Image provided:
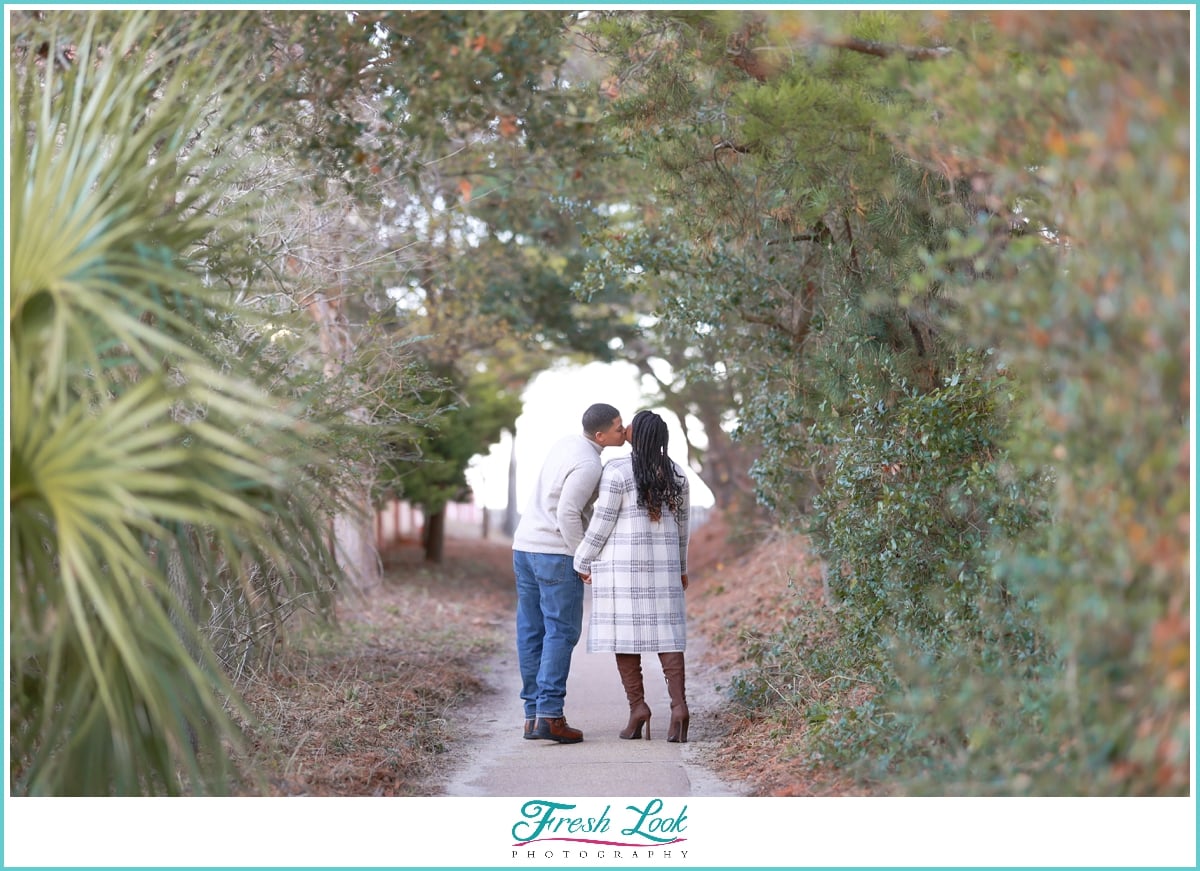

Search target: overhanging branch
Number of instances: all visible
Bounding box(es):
[824,35,954,62]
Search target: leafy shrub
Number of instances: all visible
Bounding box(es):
[814,367,1047,663]
[778,367,1050,785]
[893,11,1191,795]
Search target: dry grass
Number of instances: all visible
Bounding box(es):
[231,513,872,797]
[233,536,515,796]
[688,513,874,796]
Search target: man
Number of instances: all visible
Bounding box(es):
[512,403,626,743]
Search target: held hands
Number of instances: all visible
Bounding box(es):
[578,572,592,585]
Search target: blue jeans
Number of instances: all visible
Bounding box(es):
[513,551,584,720]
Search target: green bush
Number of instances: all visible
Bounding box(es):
[787,366,1050,784]
[893,11,1191,795]
[731,13,1189,797]
[814,367,1047,663]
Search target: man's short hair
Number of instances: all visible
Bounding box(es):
[582,403,620,435]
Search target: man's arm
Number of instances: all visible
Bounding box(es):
[556,463,602,554]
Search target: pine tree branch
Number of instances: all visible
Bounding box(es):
[764,220,833,248]
[843,215,862,276]
[724,28,953,84]
[740,278,820,347]
[713,140,751,157]
[823,35,954,62]
[765,234,824,246]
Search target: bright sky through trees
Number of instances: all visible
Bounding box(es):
[467,360,717,510]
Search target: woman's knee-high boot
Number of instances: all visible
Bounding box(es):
[657,651,689,743]
[615,653,651,739]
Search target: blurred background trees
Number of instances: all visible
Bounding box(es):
[9,8,1189,795]
[570,8,1189,795]
[886,10,1191,795]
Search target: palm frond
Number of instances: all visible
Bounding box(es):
[10,11,341,795]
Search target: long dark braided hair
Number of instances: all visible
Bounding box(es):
[629,410,685,522]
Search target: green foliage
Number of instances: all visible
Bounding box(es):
[884,10,1191,796]
[378,367,522,515]
[814,368,1046,661]
[8,11,341,795]
[249,8,633,426]
[790,368,1056,788]
[579,11,974,517]
[255,11,589,186]
[716,11,1189,796]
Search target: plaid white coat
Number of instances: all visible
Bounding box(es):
[573,456,690,653]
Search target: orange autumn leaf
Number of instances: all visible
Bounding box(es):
[458,179,472,203]
[498,114,519,138]
[1046,128,1068,157]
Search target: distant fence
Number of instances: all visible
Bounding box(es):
[376,499,500,545]
[378,499,711,548]
[376,499,425,544]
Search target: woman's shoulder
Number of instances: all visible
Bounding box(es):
[602,455,635,480]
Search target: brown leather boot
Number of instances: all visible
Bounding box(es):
[657,651,689,743]
[615,653,651,740]
[531,716,584,743]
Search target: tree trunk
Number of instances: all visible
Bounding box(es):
[694,406,758,513]
[305,290,382,592]
[423,506,446,563]
[334,497,382,590]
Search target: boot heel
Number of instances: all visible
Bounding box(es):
[659,651,689,743]
[667,706,689,743]
[619,702,651,740]
[616,655,651,741]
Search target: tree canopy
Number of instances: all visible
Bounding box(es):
[9,8,1189,797]
[571,8,1189,795]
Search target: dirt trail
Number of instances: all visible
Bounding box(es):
[433,586,746,797]
[238,513,819,797]
[416,514,801,798]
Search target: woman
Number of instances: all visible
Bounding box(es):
[574,409,691,742]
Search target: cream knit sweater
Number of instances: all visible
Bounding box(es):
[511,433,604,556]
